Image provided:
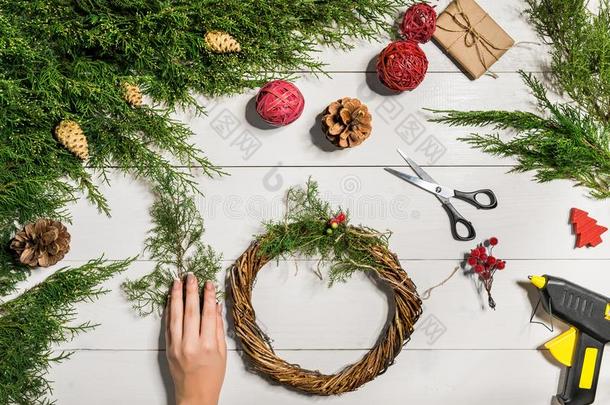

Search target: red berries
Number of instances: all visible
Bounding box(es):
[326,212,347,234]
[464,237,505,310]
[465,237,507,279]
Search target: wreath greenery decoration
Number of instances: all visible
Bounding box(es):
[229,180,422,395]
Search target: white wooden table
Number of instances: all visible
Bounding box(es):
[27,1,610,403]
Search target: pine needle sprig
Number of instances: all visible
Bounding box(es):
[122,177,222,316]
[526,0,610,123]
[430,72,610,199]
[258,180,392,284]
[0,257,133,405]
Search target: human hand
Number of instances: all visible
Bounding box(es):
[166,274,227,405]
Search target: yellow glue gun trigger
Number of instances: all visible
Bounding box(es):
[545,327,578,367]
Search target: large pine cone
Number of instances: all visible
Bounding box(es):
[322,97,372,148]
[10,219,71,267]
[205,31,241,53]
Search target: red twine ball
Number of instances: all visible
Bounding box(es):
[376,40,428,92]
[400,3,437,43]
[255,80,305,126]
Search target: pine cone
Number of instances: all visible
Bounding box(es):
[322,97,372,148]
[205,30,241,53]
[122,82,143,107]
[10,219,71,268]
[54,120,89,160]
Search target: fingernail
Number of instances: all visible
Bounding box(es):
[205,280,214,290]
[172,279,180,288]
[187,272,195,283]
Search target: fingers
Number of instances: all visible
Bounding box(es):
[169,278,184,344]
[182,273,201,344]
[200,281,218,346]
[216,304,227,356]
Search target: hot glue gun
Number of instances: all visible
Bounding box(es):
[529,275,609,405]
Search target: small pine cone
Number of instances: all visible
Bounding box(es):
[322,97,372,148]
[122,82,143,107]
[10,219,71,268]
[54,120,89,160]
[205,30,241,53]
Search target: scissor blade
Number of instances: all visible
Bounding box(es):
[396,148,437,183]
[384,168,454,200]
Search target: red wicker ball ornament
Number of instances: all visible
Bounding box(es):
[255,80,305,126]
[400,3,437,43]
[376,41,428,92]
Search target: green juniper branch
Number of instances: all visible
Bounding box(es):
[526,0,610,123]
[430,72,610,199]
[122,177,222,316]
[0,257,133,405]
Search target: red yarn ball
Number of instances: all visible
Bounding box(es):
[400,3,437,43]
[255,80,304,126]
[376,40,428,92]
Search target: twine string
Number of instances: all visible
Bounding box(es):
[421,266,460,300]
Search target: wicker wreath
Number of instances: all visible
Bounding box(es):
[229,201,423,396]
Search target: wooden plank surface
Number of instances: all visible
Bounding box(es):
[47,349,610,405]
[65,168,610,261]
[184,72,538,167]
[25,0,609,403]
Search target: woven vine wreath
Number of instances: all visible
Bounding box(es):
[229,180,422,395]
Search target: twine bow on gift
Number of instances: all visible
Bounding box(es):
[436,0,511,78]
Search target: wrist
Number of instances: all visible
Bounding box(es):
[177,394,218,405]
[175,384,218,405]
[177,399,217,405]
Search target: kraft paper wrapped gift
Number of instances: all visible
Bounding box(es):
[433,0,514,79]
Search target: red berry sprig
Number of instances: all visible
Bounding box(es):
[326,212,347,235]
[465,236,506,309]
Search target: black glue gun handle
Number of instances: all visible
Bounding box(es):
[558,332,605,405]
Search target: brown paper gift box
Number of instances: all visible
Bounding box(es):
[433,0,514,79]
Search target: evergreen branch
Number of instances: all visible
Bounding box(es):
[0,257,134,405]
[526,0,610,123]
[122,177,221,316]
[430,72,610,199]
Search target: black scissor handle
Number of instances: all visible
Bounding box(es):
[453,189,498,210]
[442,203,476,241]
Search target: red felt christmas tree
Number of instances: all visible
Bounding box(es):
[570,208,607,248]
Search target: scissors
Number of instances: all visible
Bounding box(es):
[385,149,498,241]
